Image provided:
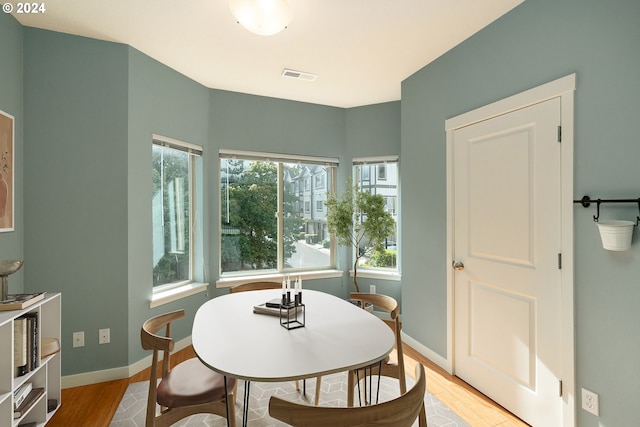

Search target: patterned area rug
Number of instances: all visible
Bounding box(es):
[110,371,469,426]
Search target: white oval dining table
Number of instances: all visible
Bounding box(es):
[192,289,395,426]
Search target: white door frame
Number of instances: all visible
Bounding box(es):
[445,74,576,427]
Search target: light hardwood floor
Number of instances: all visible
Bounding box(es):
[48,342,528,427]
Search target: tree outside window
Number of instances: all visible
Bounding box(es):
[220,155,336,275]
[354,159,399,270]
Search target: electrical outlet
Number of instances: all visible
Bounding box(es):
[99,328,110,344]
[369,285,376,294]
[581,388,599,416]
[73,331,85,348]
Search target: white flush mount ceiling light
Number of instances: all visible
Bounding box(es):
[229,0,293,36]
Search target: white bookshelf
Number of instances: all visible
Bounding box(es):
[0,292,61,426]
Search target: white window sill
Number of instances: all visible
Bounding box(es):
[150,282,209,308]
[216,269,344,288]
[349,269,401,281]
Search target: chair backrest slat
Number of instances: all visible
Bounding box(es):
[269,364,427,427]
[229,281,281,293]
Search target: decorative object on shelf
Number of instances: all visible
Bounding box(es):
[280,276,305,329]
[0,259,24,301]
[41,337,61,359]
[574,195,639,251]
[229,0,292,36]
[0,292,44,311]
[325,178,396,292]
[0,109,14,232]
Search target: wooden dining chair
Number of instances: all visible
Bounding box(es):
[269,363,427,427]
[229,281,323,406]
[347,292,406,407]
[141,309,237,427]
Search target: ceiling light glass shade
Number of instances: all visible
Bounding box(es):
[229,0,292,36]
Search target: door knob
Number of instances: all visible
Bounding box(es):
[452,260,464,271]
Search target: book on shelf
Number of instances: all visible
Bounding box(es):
[13,387,44,419]
[0,292,45,311]
[13,382,33,409]
[14,313,39,376]
[253,302,303,317]
[25,313,39,372]
[13,317,27,376]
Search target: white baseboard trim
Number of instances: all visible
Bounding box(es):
[62,331,450,388]
[61,336,193,389]
[401,331,452,374]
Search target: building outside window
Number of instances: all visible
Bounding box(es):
[152,135,202,289]
[378,164,387,180]
[353,156,399,271]
[220,150,338,276]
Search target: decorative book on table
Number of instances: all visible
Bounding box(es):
[253,301,303,317]
[0,292,44,311]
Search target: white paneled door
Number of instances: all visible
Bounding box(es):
[452,97,562,426]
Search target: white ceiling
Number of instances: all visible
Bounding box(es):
[13,0,523,108]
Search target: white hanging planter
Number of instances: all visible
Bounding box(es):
[596,220,635,251]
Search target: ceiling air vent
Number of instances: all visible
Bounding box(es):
[282,68,318,82]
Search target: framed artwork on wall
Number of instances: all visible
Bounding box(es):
[0,110,14,232]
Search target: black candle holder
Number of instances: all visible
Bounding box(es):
[279,294,305,330]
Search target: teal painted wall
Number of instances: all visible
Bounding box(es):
[0,13,24,290]
[344,102,401,302]
[23,28,130,374]
[401,0,640,425]
[126,47,213,365]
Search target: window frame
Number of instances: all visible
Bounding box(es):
[352,155,401,279]
[151,135,203,297]
[218,149,340,283]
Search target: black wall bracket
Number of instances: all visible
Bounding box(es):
[573,195,640,225]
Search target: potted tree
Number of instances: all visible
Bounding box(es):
[325,178,396,293]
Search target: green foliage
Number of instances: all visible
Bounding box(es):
[220,161,302,272]
[325,178,396,291]
[369,249,397,268]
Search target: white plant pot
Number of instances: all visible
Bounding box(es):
[597,220,635,251]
